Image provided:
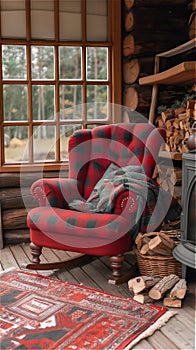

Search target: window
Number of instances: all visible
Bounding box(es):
[0,0,121,171]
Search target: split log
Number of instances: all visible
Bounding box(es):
[125,11,134,32]
[140,242,150,255]
[148,234,175,256]
[123,58,140,84]
[163,296,182,308]
[133,293,154,304]
[155,164,182,194]
[128,275,161,294]
[169,279,187,299]
[124,0,134,10]
[136,232,176,257]
[123,34,134,57]
[123,86,138,110]
[123,33,188,56]
[155,100,195,155]
[125,7,187,33]
[137,235,152,255]
[149,274,180,300]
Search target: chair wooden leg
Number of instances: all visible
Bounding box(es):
[22,242,87,271]
[110,254,124,279]
[108,254,138,285]
[30,242,42,264]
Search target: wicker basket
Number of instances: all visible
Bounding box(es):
[134,232,182,278]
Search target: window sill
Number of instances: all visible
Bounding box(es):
[0,162,69,173]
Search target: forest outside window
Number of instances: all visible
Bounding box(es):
[0,0,121,171]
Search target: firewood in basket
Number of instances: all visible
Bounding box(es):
[149,274,180,300]
[128,275,161,294]
[135,234,151,251]
[169,279,187,299]
[147,234,175,256]
[140,242,150,255]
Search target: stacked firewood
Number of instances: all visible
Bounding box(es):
[128,274,187,308]
[153,163,182,195]
[135,231,177,256]
[156,99,196,154]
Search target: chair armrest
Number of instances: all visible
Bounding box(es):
[113,190,138,215]
[31,178,81,208]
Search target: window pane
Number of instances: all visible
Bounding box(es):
[31,46,54,80]
[4,125,28,163]
[32,85,54,121]
[59,0,81,41]
[3,85,28,121]
[87,86,108,120]
[60,124,82,160]
[33,125,55,161]
[86,0,107,41]
[59,85,82,119]
[31,0,54,39]
[59,46,82,80]
[86,47,108,80]
[2,45,27,80]
[1,0,26,39]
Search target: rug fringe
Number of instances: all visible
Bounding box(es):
[124,310,177,349]
[0,267,17,276]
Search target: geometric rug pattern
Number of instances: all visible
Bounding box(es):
[0,270,169,349]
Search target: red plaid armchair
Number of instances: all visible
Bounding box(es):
[26,123,167,283]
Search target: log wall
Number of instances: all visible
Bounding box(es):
[0,170,68,247]
[122,0,195,118]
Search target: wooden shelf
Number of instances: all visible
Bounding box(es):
[138,39,196,123]
[139,61,196,86]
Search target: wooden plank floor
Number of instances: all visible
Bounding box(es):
[0,243,195,350]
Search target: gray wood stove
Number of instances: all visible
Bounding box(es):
[173,130,196,278]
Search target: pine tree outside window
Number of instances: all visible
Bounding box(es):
[0,0,121,171]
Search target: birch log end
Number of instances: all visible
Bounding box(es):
[124,86,138,110]
[123,59,140,84]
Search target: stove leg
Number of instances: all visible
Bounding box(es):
[182,264,187,279]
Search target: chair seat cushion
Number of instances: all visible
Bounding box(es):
[29,228,132,256]
[27,207,132,241]
[27,207,134,255]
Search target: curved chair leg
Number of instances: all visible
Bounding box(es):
[21,242,43,270]
[30,242,42,264]
[22,242,86,271]
[108,254,138,285]
[109,255,124,282]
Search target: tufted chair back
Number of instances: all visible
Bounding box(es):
[68,123,165,200]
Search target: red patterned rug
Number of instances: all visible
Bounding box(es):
[0,269,175,349]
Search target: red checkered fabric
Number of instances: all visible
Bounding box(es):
[27,123,166,256]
